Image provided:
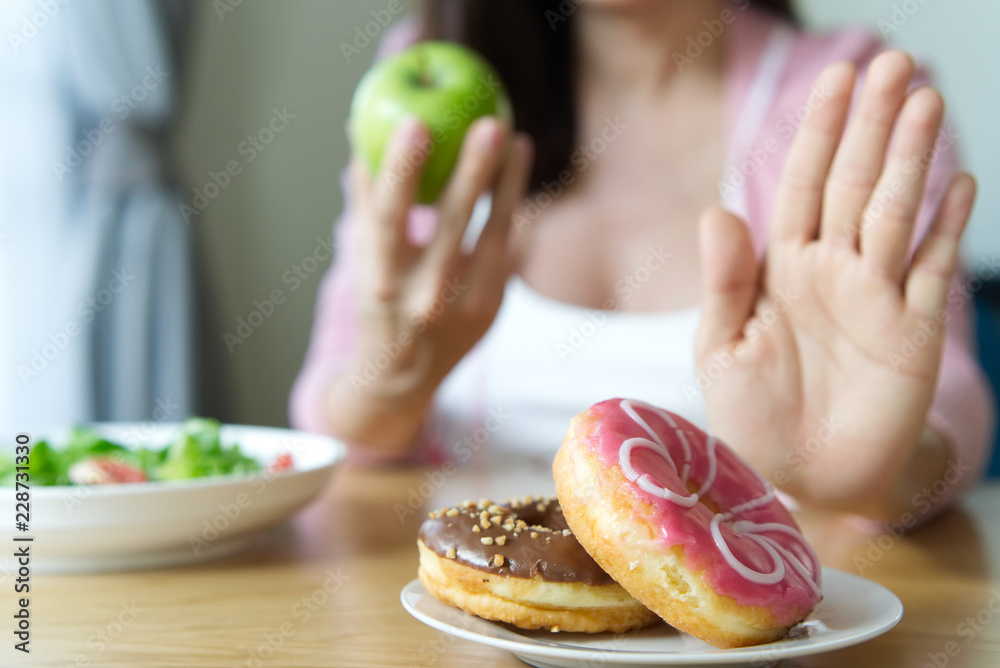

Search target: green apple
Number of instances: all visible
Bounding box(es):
[350,41,512,204]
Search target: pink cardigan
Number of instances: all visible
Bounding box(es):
[290,10,994,508]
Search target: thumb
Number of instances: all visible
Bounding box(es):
[697,206,759,360]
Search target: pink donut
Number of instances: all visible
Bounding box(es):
[553,398,822,648]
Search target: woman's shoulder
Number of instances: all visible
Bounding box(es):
[781,17,886,91]
[756,13,905,142]
[728,10,890,135]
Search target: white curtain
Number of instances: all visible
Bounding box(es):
[0,0,196,430]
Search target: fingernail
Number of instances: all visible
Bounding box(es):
[474,118,503,150]
[393,117,423,147]
[515,134,533,160]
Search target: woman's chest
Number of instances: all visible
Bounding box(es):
[509,87,730,312]
[512,165,723,312]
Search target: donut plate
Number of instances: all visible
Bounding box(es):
[401,567,902,667]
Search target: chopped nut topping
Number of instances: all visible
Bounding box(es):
[495,535,507,546]
[550,626,560,633]
[487,505,501,515]
[562,529,572,537]
[481,536,495,545]
[522,494,534,505]
[472,525,481,533]
[490,515,502,525]
[536,503,546,512]
[446,508,459,517]
[446,548,456,559]
[493,554,505,567]
[515,519,528,529]
[480,520,491,529]
[530,531,538,539]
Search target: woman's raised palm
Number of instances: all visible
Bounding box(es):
[696,51,976,512]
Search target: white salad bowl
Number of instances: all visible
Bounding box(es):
[1,423,344,573]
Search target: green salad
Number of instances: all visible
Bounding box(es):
[0,418,268,487]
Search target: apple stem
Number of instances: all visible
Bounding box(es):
[416,47,431,87]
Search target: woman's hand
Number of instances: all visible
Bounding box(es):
[696,51,976,518]
[327,117,533,456]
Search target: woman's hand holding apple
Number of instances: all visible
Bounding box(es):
[329,118,532,456]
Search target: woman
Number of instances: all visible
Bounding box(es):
[291,0,993,522]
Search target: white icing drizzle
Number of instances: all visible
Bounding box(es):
[675,429,693,481]
[616,399,822,591]
[622,400,673,441]
[721,486,777,521]
[619,438,698,507]
[695,437,719,498]
[732,521,823,596]
[711,515,785,584]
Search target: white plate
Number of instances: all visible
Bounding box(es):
[0,423,344,573]
[401,567,902,667]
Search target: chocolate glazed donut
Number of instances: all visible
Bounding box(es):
[417,496,657,633]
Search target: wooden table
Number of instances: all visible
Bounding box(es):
[6,464,1000,667]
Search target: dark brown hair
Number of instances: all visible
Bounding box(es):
[423,0,797,192]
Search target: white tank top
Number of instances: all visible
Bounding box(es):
[431,25,794,465]
[434,277,704,460]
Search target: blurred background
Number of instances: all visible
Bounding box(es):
[3,0,998,448]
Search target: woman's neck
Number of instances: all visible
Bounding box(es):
[575,0,729,99]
